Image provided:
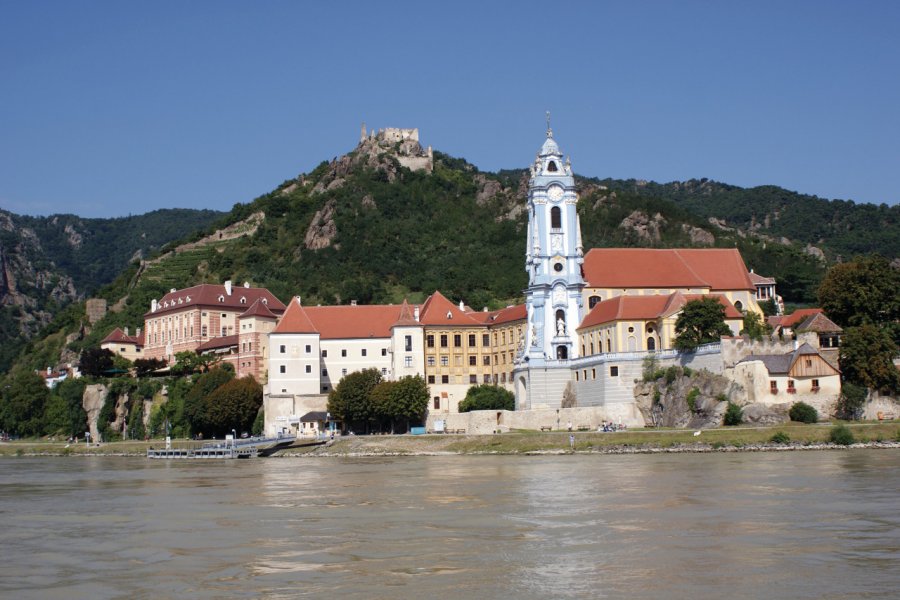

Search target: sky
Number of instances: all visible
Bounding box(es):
[1,0,898,218]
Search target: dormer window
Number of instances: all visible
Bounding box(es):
[186,295,191,302]
[218,295,225,302]
[178,298,183,304]
[240,297,247,304]
[547,161,558,172]
[261,298,267,305]
[446,311,453,319]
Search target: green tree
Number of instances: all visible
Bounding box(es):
[740,311,772,341]
[172,351,221,376]
[817,255,900,327]
[183,367,235,435]
[458,384,515,412]
[839,325,900,394]
[78,347,115,378]
[43,378,87,437]
[674,297,732,351]
[760,298,778,317]
[835,382,867,421]
[789,401,818,424]
[371,375,429,432]
[201,376,263,437]
[723,402,743,426]
[1,371,50,436]
[134,358,166,377]
[327,368,383,432]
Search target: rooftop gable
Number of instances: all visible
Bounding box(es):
[418,291,483,326]
[239,298,278,320]
[100,327,142,346]
[272,298,319,335]
[146,283,286,317]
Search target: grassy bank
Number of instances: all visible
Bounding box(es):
[3,422,899,457]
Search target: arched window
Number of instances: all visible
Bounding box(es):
[734,300,744,312]
[556,346,568,359]
[588,295,601,308]
[551,206,562,229]
[647,337,656,351]
[548,161,558,172]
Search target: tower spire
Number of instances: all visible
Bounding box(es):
[546,110,553,138]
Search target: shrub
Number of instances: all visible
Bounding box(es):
[769,431,791,444]
[665,366,679,384]
[835,382,866,420]
[723,402,743,426]
[682,366,693,377]
[789,401,818,424]
[686,388,700,412]
[829,424,855,446]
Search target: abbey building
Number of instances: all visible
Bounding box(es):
[99,126,843,435]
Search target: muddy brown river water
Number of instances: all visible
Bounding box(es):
[1,451,898,599]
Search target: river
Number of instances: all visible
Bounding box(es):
[1,451,898,599]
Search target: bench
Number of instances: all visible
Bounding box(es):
[445,428,466,434]
[877,412,895,421]
[540,425,553,432]
[577,425,590,431]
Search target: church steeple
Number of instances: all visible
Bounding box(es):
[520,123,585,364]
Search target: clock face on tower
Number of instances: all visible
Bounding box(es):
[547,184,563,201]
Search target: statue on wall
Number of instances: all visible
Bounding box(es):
[557,317,566,336]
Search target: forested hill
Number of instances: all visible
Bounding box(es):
[4,134,896,378]
[0,208,224,370]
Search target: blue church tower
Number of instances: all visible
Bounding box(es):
[514,120,586,409]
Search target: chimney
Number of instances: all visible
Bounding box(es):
[459,300,464,311]
[136,327,141,338]
[414,306,420,322]
[296,295,302,305]
[47,366,52,375]
[351,300,358,307]
[244,281,250,288]
[224,280,233,296]
[124,326,129,336]
[170,288,176,293]
[151,299,158,313]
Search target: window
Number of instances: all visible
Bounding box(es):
[547,160,558,172]
[469,356,477,366]
[592,368,596,380]
[501,373,506,383]
[405,335,412,352]
[280,345,286,354]
[221,327,227,336]
[483,334,490,346]
[342,368,347,376]
[427,357,435,367]
[405,356,413,368]
[441,375,449,384]
[734,300,743,312]
[305,344,311,353]
[454,334,462,347]
[588,295,601,308]
[322,350,328,357]
[812,379,820,392]
[440,334,448,347]
[483,374,491,383]
[433,397,440,409]
[770,381,778,394]
[575,371,580,382]
[382,368,387,375]
[341,349,347,357]
[427,335,435,348]
[610,366,619,377]
[787,380,796,393]
[468,334,476,347]
[483,356,490,366]
[305,365,311,373]
[322,369,328,376]
[455,355,463,366]
[441,356,449,366]
[428,375,435,384]
[805,359,812,368]
[551,206,561,229]
[322,385,329,393]
[362,349,367,357]
[469,374,477,384]
[279,365,286,373]
[381,348,387,356]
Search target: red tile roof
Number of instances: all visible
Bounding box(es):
[146,283,286,317]
[303,304,408,339]
[578,292,741,330]
[393,300,421,327]
[418,291,483,326]
[272,297,319,334]
[484,304,527,325]
[778,308,824,328]
[748,271,776,285]
[582,248,755,291]
[101,327,142,346]
[239,298,278,320]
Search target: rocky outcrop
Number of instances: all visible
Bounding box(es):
[681,224,715,246]
[304,199,337,250]
[82,383,108,441]
[620,210,665,243]
[475,175,502,205]
[634,368,743,429]
[741,402,790,425]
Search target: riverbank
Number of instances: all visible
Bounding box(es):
[2,422,899,457]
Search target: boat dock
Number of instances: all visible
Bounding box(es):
[147,435,299,459]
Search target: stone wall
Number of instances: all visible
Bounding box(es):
[720,333,818,368]
[85,298,107,324]
[264,393,327,437]
[425,406,641,435]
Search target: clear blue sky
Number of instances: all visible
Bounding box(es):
[2,0,898,217]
